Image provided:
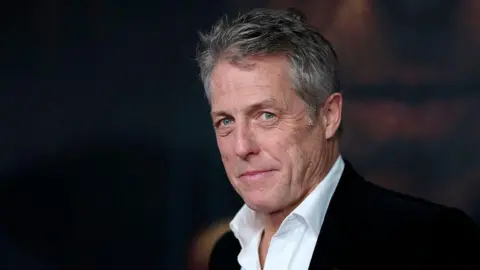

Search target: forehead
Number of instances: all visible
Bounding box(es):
[209,56,294,111]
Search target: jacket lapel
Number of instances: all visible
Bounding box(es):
[308,160,362,270]
[308,209,338,270]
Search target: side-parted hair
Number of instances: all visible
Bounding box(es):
[196,8,341,132]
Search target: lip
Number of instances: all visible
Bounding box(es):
[238,169,275,181]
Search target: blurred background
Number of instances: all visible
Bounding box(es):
[1,0,479,269]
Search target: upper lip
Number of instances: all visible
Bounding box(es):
[239,169,274,177]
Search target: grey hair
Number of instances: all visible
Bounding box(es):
[196,8,340,120]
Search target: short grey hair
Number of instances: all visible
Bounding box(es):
[196,8,340,119]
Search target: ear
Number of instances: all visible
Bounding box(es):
[322,93,343,139]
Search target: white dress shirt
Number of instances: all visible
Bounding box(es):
[229,156,345,270]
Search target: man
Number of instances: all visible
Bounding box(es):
[195,8,480,270]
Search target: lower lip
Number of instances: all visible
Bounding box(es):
[239,170,275,182]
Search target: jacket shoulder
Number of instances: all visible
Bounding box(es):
[366,180,479,237]
[340,160,454,221]
[358,181,480,267]
[362,179,457,220]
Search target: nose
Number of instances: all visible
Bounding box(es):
[234,124,260,160]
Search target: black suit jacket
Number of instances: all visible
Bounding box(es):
[209,160,480,270]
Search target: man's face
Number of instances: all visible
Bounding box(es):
[209,55,340,213]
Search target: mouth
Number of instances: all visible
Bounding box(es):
[238,170,276,181]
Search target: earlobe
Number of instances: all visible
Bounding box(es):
[324,93,343,139]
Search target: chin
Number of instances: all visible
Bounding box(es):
[246,203,275,214]
[243,194,282,214]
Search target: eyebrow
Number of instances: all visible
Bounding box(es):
[211,98,279,118]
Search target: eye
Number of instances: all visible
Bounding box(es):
[216,117,233,127]
[222,118,233,125]
[260,112,276,120]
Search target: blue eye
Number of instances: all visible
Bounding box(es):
[262,112,276,120]
[221,118,233,126]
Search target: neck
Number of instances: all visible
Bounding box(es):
[262,140,340,236]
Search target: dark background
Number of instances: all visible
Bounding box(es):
[1,0,479,269]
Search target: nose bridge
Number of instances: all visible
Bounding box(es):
[235,119,258,158]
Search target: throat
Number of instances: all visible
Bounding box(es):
[262,209,290,234]
[258,229,272,269]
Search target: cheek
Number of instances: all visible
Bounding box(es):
[216,136,231,158]
[258,134,286,155]
[257,132,296,169]
[285,143,305,172]
[216,137,235,170]
[284,129,317,169]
